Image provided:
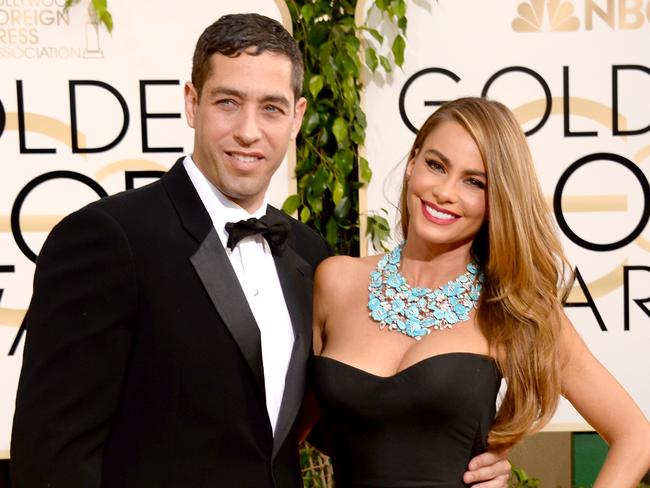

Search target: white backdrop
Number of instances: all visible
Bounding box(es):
[0,0,291,457]
[361,0,650,429]
[2,0,649,459]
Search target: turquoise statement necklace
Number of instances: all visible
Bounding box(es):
[367,243,484,340]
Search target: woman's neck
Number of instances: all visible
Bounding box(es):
[400,238,474,289]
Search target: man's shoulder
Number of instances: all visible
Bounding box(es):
[287,215,325,245]
[47,176,173,248]
[64,168,179,231]
[270,207,332,266]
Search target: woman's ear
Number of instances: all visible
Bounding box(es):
[406,148,419,181]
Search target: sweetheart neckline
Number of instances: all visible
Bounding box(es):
[314,352,496,380]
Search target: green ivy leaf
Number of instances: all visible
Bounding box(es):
[392,34,406,67]
[332,117,348,147]
[362,27,384,45]
[322,63,336,85]
[307,192,324,214]
[350,129,363,145]
[367,212,391,252]
[308,23,330,45]
[342,77,357,105]
[326,217,338,248]
[398,16,408,33]
[344,35,360,51]
[301,3,314,24]
[282,194,301,215]
[360,157,372,183]
[91,0,113,32]
[375,0,387,11]
[319,41,332,67]
[393,0,406,17]
[337,52,358,77]
[303,110,320,135]
[311,165,330,196]
[300,206,311,223]
[345,44,361,67]
[317,129,329,146]
[99,9,113,32]
[379,55,392,73]
[296,152,315,174]
[298,174,311,191]
[355,106,367,128]
[364,47,379,72]
[334,150,354,177]
[334,196,351,219]
[332,179,345,204]
[340,17,356,29]
[309,74,324,99]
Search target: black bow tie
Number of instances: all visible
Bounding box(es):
[225,213,290,252]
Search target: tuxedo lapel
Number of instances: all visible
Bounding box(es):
[163,160,266,405]
[268,207,314,457]
[190,229,266,404]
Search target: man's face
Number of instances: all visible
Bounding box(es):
[184,51,306,212]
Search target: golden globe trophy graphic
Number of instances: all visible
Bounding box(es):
[83,3,103,59]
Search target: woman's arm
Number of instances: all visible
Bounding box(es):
[560,315,650,487]
[298,256,340,442]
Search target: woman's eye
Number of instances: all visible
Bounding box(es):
[425,160,444,172]
[466,177,486,189]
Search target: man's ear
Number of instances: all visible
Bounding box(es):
[290,96,307,140]
[184,82,198,129]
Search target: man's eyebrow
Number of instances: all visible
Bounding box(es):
[207,86,244,99]
[424,149,486,178]
[260,94,291,107]
[207,87,291,107]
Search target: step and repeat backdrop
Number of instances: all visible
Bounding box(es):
[361,0,650,428]
[0,0,291,456]
[1,0,649,458]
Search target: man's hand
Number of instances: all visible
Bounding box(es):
[463,448,511,487]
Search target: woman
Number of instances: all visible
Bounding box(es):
[309,97,650,487]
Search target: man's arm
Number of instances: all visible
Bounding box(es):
[11,206,137,488]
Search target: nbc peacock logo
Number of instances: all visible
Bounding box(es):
[513,0,581,32]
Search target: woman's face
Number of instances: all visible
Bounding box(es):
[405,120,487,252]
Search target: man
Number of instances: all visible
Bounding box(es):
[11,13,509,487]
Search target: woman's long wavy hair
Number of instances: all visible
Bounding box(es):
[399,97,572,449]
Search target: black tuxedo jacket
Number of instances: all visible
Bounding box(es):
[11,160,331,488]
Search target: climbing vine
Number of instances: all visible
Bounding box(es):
[284,0,406,255]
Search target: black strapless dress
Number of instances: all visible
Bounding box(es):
[310,352,501,488]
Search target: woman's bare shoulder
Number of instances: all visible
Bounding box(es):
[314,254,382,296]
[315,254,381,280]
[313,255,383,336]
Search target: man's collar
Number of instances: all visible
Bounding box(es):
[182,155,269,246]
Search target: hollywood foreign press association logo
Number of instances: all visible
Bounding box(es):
[0,1,104,60]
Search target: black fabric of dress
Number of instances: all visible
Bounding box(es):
[311,352,501,488]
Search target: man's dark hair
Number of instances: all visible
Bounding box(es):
[192,13,304,102]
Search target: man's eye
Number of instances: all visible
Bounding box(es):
[216,99,236,107]
[264,105,283,114]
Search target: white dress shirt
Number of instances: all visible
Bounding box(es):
[183,156,294,433]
